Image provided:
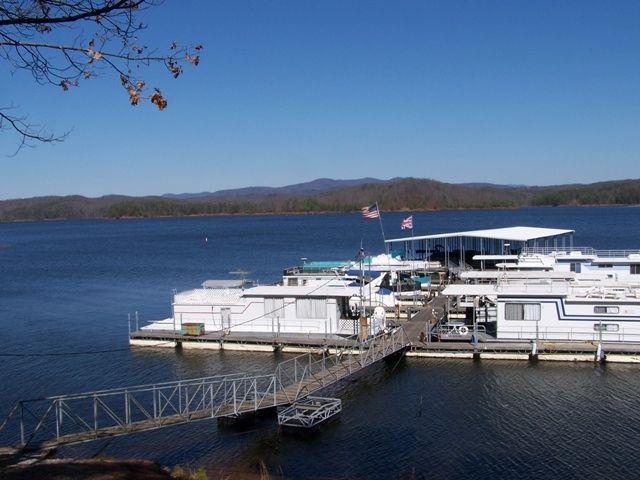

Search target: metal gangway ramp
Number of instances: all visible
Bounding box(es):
[0,327,408,449]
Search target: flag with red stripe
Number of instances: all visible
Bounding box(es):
[361,203,380,219]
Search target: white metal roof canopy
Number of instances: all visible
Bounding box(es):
[386,226,574,244]
[387,226,575,269]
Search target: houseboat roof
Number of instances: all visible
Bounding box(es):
[242,284,361,298]
[495,262,553,269]
[443,284,499,296]
[386,226,574,243]
[174,288,244,305]
[592,257,640,264]
[443,283,571,297]
[444,281,640,299]
[303,261,349,269]
[201,279,246,288]
[460,271,576,280]
[472,255,519,261]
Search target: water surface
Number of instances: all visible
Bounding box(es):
[1,207,639,479]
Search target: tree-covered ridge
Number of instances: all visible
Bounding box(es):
[1,178,640,221]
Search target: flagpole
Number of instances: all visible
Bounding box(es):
[411,222,415,260]
[376,202,388,253]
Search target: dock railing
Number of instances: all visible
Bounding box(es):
[274,327,409,403]
[498,326,640,343]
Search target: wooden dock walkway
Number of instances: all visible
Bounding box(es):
[401,295,446,345]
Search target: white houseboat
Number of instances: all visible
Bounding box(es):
[485,248,640,283]
[440,279,640,342]
[142,277,392,338]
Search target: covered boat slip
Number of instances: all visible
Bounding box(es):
[385,226,574,270]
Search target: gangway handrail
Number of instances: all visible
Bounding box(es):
[17,372,252,404]
[0,327,409,449]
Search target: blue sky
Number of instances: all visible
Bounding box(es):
[1,0,639,199]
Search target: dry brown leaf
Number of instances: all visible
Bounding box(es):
[150,90,168,110]
[128,88,140,106]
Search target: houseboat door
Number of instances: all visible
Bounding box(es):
[221,308,231,331]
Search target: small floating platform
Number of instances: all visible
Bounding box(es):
[278,397,341,429]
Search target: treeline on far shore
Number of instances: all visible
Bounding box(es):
[2,178,640,222]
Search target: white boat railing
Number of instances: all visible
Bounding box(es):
[499,326,640,343]
[522,246,640,258]
[492,278,640,299]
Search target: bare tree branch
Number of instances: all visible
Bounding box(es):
[0,107,68,156]
[0,1,143,27]
[0,0,202,152]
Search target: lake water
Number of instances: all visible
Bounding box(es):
[2,206,640,479]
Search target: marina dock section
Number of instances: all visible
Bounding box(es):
[129,225,640,365]
[129,297,640,364]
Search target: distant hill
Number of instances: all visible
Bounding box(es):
[2,177,640,222]
[163,177,391,199]
[458,182,527,189]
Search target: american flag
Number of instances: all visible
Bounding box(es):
[361,203,380,219]
[401,216,413,230]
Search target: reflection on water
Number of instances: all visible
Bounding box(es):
[55,359,640,479]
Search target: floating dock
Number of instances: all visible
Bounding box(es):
[278,397,342,429]
[129,330,360,354]
[130,298,640,364]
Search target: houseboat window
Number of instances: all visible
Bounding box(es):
[296,298,327,319]
[505,303,541,321]
[598,264,613,268]
[631,265,640,275]
[570,262,581,273]
[593,323,619,332]
[594,306,619,314]
[287,278,298,286]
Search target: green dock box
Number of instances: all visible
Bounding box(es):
[181,322,205,336]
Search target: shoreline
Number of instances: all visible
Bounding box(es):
[1,456,287,480]
[1,203,638,224]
